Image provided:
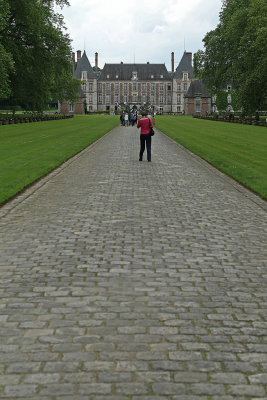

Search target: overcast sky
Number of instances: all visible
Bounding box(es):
[57,0,223,70]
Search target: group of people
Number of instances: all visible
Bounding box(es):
[120,113,137,126]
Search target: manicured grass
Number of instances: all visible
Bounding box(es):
[0,115,119,204]
[156,116,267,199]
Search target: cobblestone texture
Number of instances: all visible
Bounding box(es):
[0,124,267,399]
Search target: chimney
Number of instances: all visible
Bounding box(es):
[77,50,81,61]
[72,52,75,74]
[186,52,192,65]
[95,52,98,70]
[171,52,174,72]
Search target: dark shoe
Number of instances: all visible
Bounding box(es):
[139,159,142,161]
[147,159,151,162]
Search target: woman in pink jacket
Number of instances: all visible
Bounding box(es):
[137,112,153,162]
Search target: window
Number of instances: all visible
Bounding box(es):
[106,94,110,104]
[88,82,93,91]
[124,95,128,103]
[115,94,119,103]
[107,74,110,79]
[177,83,181,91]
[151,74,154,79]
[115,83,119,92]
[177,94,181,103]
[133,94,137,102]
[183,83,187,91]
[98,93,102,104]
[88,94,93,104]
[116,74,119,79]
[142,83,146,91]
[177,106,181,112]
[160,83,164,91]
[160,75,163,78]
[69,103,73,112]
[81,71,87,80]
[196,102,201,112]
[133,83,137,91]
[151,95,155,104]
[227,84,232,90]
[167,84,171,91]
[151,83,155,91]
[168,94,171,104]
[142,94,146,103]
[82,83,86,91]
[183,73,188,81]
[160,94,164,104]
[106,83,110,92]
[132,71,138,80]
[124,83,128,91]
[89,106,93,111]
[98,83,102,91]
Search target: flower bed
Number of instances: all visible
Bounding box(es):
[193,115,267,127]
[0,114,74,125]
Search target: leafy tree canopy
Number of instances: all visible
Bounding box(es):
[194,0,267,114]
[0,0,14,98]
[0,0,79,110]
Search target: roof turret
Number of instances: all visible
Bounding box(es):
[174,52,194,79]
[73,51,97,79]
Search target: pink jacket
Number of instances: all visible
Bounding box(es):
[137,118,153,134]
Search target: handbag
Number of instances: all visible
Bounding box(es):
[149,119,155,136]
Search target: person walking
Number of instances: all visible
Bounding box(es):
[137,111,153,162]
[124,113,129,126]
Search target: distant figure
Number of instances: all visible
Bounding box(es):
[137,111,153,162]
[129,113,135,126]
[120,114,124,126]
[124,113,129,126]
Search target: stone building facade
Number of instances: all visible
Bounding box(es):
[59,50,211,115]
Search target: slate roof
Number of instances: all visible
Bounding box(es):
[174,52,194,79]
[98,63,171,81]
[73,51,97,79]
[185,80,211,98]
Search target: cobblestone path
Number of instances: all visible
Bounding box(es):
[0,124,267,400]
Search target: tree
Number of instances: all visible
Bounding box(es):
[1,0,79,111]
[0,0,14,98]
[194,0,267,115]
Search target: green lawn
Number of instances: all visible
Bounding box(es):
[156,116,267,199]
[0,115,118,204]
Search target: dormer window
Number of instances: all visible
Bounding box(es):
[107,74,110,79]
[151,74,154,79]
[183,73,188,81]
[116,74,119,79]
[160,75,163,79]
[132,71,138,80]
[81,71,87,80]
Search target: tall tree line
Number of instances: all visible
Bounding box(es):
[0,0,79,111]
[194,0,267,115]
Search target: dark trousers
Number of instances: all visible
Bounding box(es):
[139,134,151,161]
